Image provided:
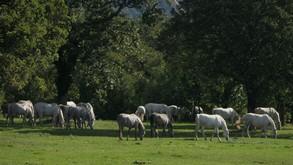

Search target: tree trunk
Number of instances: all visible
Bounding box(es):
[246,86,257,113]
[56,66,71,105]
[55,40,79,104]
[55,53,75,105]
[276,96,285,126]
[221,81,235,107]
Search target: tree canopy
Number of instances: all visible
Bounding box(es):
[0,0,292,122]
[0,0,70,103]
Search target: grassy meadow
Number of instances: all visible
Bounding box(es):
[0,117,293,165]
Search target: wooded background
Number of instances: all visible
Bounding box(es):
[0,0,292,123]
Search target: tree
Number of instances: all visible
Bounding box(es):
[0,0,70,103]
[55,0,148,104]
[55,0,167,118]
[159,0,293,113]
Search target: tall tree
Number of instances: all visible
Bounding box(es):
[55,0,147,104]
[0,0,70,103]
[159,0,293,112]
[55,0,167,119]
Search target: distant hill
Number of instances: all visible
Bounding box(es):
[123,0,174,18]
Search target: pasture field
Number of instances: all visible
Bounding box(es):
[0,117,293,165]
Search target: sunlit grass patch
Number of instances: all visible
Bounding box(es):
[0,117,292,165]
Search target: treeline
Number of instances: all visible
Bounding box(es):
[0,0,292,122]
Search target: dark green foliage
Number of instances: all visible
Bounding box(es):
[159,0,293,115]
[0,0,70,104]
[0,0,292,122]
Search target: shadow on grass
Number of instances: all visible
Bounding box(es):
[16,128,118,137]
[14,127,293,140]
[278,133,293,139]
[6,127,293,140]
[1,118,293,140]
[234,129,293,140]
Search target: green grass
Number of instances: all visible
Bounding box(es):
[0,118,293,165]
